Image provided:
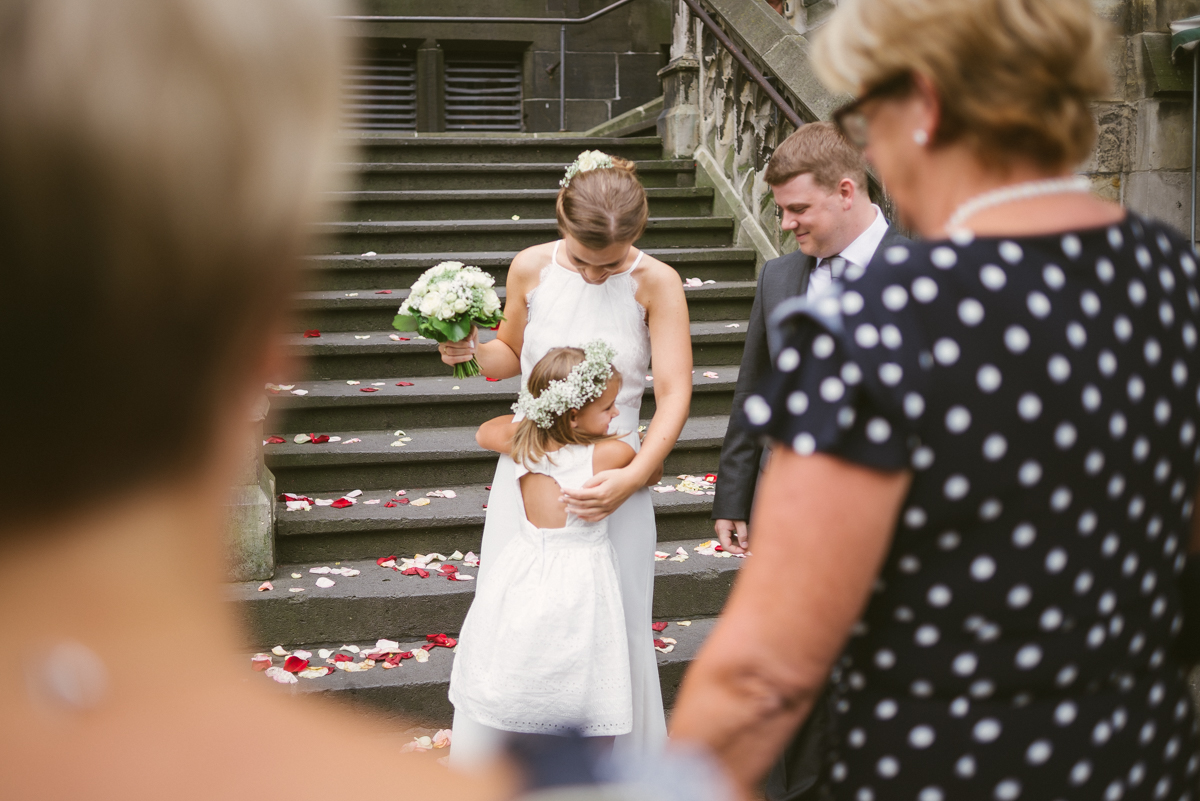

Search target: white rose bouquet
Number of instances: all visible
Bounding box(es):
[393,261,504,379]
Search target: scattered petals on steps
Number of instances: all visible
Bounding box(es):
[251,654,272,671]
[653,638,677,654]
[265,666,297,684]
[302,329,321,338]
[283,655,310,673]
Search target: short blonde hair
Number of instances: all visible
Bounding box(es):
[813,0,1112,170]
[556,157,649,250]
[765,122,868,191]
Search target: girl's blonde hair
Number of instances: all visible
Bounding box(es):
[555,156,648,250]
[511,347,621,468]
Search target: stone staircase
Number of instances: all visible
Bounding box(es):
[230,135,757,725]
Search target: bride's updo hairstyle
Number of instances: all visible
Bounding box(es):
[556,155,649,250]
[511,346,621,468]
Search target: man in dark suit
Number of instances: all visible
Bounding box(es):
[713,121,910,554]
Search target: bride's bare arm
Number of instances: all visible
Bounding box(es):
[439,246,547,379]
[563,259,691,520]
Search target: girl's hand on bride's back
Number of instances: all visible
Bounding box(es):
[562,467,642,521]
[437,325,478,367]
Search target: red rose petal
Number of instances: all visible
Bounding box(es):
[310,434,331,444]
[359,387,379,392]
[377,555,398,566]
[401,567,429,578]
[651,622,668,632]
[485,377,500,382]
[331,498,354,509]
[375,290,393,294]
[653,639,668,649]
[394,337,410,341]
[384,653,404,666]
[485,486,492,490]
[303,329,321,338]
[265,436,286,444]
[398,498,410,505]
[704,473,718,484]
[395,381,414,387]
[714,545,724,552]
[283,655,309,673]
[384,501,397,508]
[442,564,459,574]
[333,653,354,663]
[425,633,457,648]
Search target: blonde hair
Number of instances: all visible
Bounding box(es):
[555,156,649,250]
[813,0,1112,170]
[765,121,868,191]
[511,347,621,468]
[0,0,342,530]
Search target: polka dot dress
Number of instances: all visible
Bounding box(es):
[745,215,1200,800]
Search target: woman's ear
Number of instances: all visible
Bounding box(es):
[911,71,942,143]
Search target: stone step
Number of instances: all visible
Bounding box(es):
[264,415,730,493]
[242,617,716,726]
[233,542,738,646]
[332,187,715,222]
[342,159,697,191]
[272,479,719,564]
[343,135,663,164]
[285,321,748,380]
[270,364,739,433]
[295,281,755,332]
[303,247,758,290]
[313,217,735,255]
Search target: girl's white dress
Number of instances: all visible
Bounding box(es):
[448,444,633,735]
[450,242,666,765]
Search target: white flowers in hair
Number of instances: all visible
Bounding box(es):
[560,150,616,189]
[514,340,617,429]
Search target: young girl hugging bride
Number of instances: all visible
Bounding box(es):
[449,341,661,755]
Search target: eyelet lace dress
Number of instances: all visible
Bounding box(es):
[745,215,1200,800]
[449,242,666,764]
[449,444,633,735]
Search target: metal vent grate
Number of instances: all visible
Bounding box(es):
[341,56,417,131]
[444,56,523,132]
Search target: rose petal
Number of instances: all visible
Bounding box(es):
[265,666,298,684]
[346,490,363,498]
[395,381,415,386]
[291,389,308,395]
[411,498,430,506]
[341,644,360,653]
[333,653,355,662]
[401,567,429,578]
[315,577,336,588]
[377,555,398,567]
[251,654,273,671]
[283,655,309,673]
[303,329,321,338]
[271,646,289,656]
[703,371,719,379]
[433,729,453,748]
[413,649,429,663]
[384,501,397,507]
[293,434,311,444]
[426,633,457,648]
[289,587,304,592]
[376,290,393,294]
[359,387,379,392]
[292,650,312,660]
[318,649,333,659]
[651,622,668,632]
[299,666,334,679]
[310,566,331,574]
[330,498,354,509]
[258,581,274,591]
[343,438,361,444]
[310,434,330,444]
[265,436,286,444]
[354,335,371,340]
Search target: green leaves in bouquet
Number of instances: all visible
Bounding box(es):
[392,313,470,343]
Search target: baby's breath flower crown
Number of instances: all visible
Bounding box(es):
[560,150,615,189]
[514,340,617,429]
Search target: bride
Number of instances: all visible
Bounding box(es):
[439,152,693,764]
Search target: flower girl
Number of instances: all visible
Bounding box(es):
[449,341,656,757]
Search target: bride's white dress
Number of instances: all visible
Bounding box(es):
[449,242,667,765]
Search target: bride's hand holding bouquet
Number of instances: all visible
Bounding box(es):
[393,261,503,379]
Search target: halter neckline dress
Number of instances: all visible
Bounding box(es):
[449,241,666,765]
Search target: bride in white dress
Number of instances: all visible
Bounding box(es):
[439,153,693,765]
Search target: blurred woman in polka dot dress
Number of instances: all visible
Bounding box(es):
[670,0,1200,799]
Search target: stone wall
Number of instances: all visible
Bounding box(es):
[660,0,1198,258]
[347,0,672,132]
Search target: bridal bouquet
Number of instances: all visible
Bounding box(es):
[393,261,504,379]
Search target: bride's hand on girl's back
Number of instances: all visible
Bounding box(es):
[437,324,477,367]
[563,440,639,521]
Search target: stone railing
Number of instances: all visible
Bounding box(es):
[658,0,845,268]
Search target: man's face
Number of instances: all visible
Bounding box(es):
[771,172,849,259]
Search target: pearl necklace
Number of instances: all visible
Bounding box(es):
[945,175,1093,234]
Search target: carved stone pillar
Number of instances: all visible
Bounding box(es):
[227,395,275,581]
[658,0,702,158]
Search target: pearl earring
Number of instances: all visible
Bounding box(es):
[913,129,929,146]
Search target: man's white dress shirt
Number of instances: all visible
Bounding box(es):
[806,204,891,301]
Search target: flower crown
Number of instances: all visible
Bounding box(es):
[560,150,615,189]
[513,340,617,429]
